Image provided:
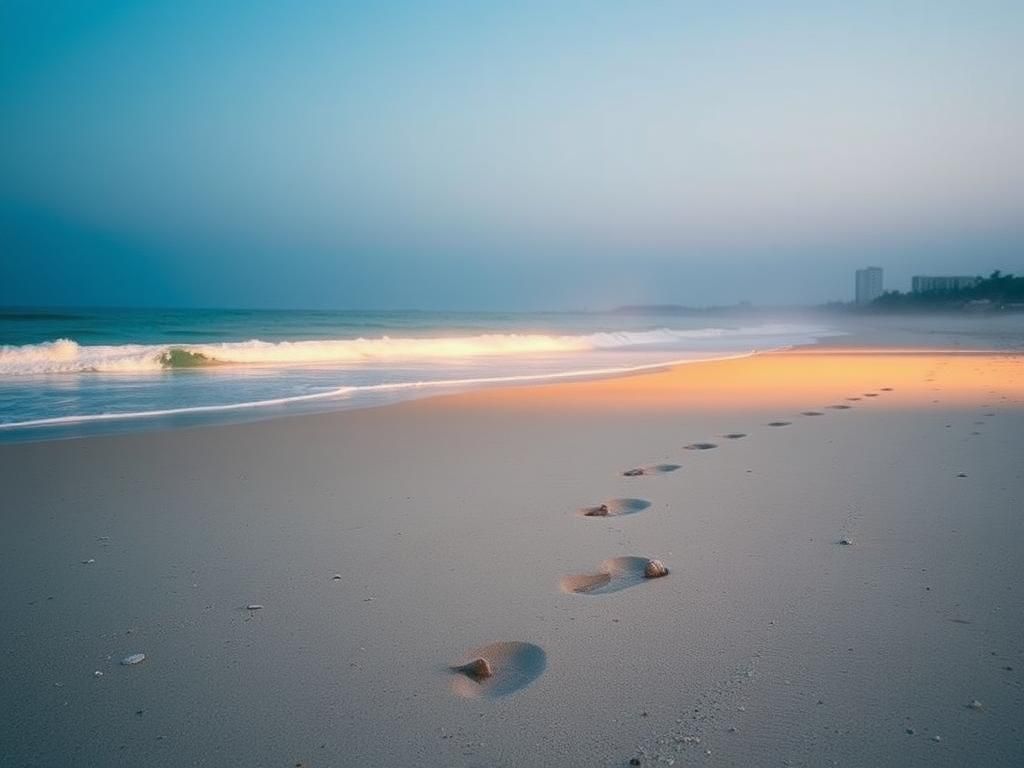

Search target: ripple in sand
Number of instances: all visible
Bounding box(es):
[577,498,651,518]
[560,556,668,596]
[684,442,718,450]
[722,433,747,439]
[767,421,791,427]
[622,464,680,477]
[800,411,824,416]
[449,641,546,698]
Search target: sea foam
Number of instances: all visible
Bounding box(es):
[0,325,819,375]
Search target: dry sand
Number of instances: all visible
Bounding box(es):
[1,340,1023,767]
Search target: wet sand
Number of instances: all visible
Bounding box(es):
[1,344,1023,767]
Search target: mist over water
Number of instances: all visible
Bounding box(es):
[0,307,839,440]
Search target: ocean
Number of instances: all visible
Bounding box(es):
[0,307,838,441]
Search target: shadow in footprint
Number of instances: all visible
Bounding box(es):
[767,421,791,427]
[577,498,651,518]
[449,642,547,699]
[863,393,879,397]
[684,442,717,451]
[800,411,824,416]
[828,404,852,410]
[880,387,894,392]
[622,464,680,477]
[722,433,747,440]
[560,556,664,595]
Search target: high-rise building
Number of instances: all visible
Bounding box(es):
[855,267,884,305]
[911,275,979,294]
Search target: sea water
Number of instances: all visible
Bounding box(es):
[0,307,839,441]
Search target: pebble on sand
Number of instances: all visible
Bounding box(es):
[839,538,853,546]
[82,559,95,564]
[623,468,645,477]
[121,653,146,666]
[932,735,942,742]
[584,504,610,517]
[93,670,103,678]
[246,604,264,610]
[453,658,493,682]
[967,699,983,710]
[331,574,342,580]
[644,559,670,579]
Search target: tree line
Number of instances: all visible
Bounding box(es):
[872,270,1024,309]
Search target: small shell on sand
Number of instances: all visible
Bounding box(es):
[121,653,146,666]
[246,604,264,610]
[331,574,342,580]
[452,657,493,682]
[968,699,983,710]
[644,559,669,579]
[839,538,853,546]
[583,504,610,517]
[82,559,95,564]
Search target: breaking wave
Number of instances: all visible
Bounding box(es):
[0,325,818,375]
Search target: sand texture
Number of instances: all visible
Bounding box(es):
[1,343,1023,767]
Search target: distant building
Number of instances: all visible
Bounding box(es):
[855,267,884,305]
[911,275,980,294]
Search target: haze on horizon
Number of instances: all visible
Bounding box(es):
[2,1,1022,311]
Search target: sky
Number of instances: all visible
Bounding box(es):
[2,0,1022,310]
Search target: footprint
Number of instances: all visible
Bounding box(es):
[622,464,680,477]
[767,421,791,427]
[577,498,651,518]
[800,411,824,416]
[847,397,862,401]
[684,442,718,451]
[722,433,747,440]
[449,642,547,699]
[827,405,852,410]
[863,393,879,397]
[880,387,894,392]
[560,556,668,595]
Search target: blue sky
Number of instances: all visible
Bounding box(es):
[2,1,1022,309]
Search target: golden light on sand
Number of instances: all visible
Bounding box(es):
[444,350,1024,412]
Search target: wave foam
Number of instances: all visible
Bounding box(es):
[0,325,822,375]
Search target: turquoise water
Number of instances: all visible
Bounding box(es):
[0,307,837,441]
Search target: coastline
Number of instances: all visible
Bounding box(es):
[1,333,1022,767]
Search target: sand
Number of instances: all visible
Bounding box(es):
[1,335,1023,766]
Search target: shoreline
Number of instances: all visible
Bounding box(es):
[6,310,1024,443]
[3,338,1020,445]
[0,348,770,440]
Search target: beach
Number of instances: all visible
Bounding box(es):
[2,334,1023,767]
